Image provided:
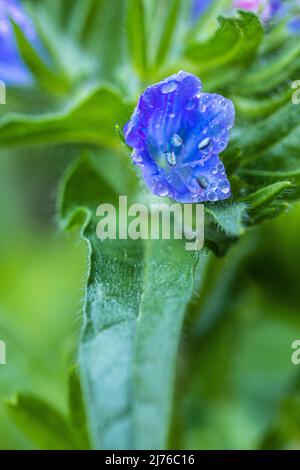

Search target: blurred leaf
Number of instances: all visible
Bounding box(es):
[0,85,130,148]
[236,39,300,94]
[225,102,300,168]
[154,0,181,68]
[6,394,78,450]
[66,0,124,81]
[12,20,70,95]
[185,11,263,70]
[68,0,100,40]
[241,182,292,210]
[232,89,292,119]
[68,366,90,449]
[175,283,300,449]
[127,0,147,78]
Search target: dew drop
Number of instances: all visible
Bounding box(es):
[198,137,211,150]
[216,162,224,171]
[171,133,183,147]
[207,191,218,202]
[186,98,196,110]
[200,104,207,113]
[211,168,218,175]
[219,180,230,195]
[197,175,209,189]
[157,185,169,197]
[160,80,178,94]
[165,151,177,166]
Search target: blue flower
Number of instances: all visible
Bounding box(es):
[124,71,235,203]
[0,0,37,85]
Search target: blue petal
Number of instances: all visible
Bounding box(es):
[124,71,235,203]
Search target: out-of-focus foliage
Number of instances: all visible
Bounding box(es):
[0,0,300,450]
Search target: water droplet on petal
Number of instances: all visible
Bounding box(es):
[157,184,169,197]
[216,162,224,171]
[186,98,196,110]
[165,151,177,166]
[171,133,183,147]
[160,80,178,94]
[219,180,230,195]
[197,175,209,189]
[211,168,218,175]
[198,137,211,150]
[207,191,218,202]
[200,105,207,113]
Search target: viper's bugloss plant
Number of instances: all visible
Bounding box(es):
[1,0,300,452]
[0,0,37,84]
[124,71,234,202]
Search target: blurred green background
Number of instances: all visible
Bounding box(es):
[1,0,300,450]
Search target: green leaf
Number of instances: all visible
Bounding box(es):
[127,0,147,78]
[232,89,292,119]
[206,202,247,237]
[202,202,247,256]
[68,366,90,449]
[12,21,70,95]
[225,101,300,169]
[6,394,78,450]
[241,182,292,211]
[58,154,205,449]
[236,39,300,94]
[0,85,130,148]
[68,0,100,40]
[239,168,300,192]
[154,0,181,68]
[185,11,263,71]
